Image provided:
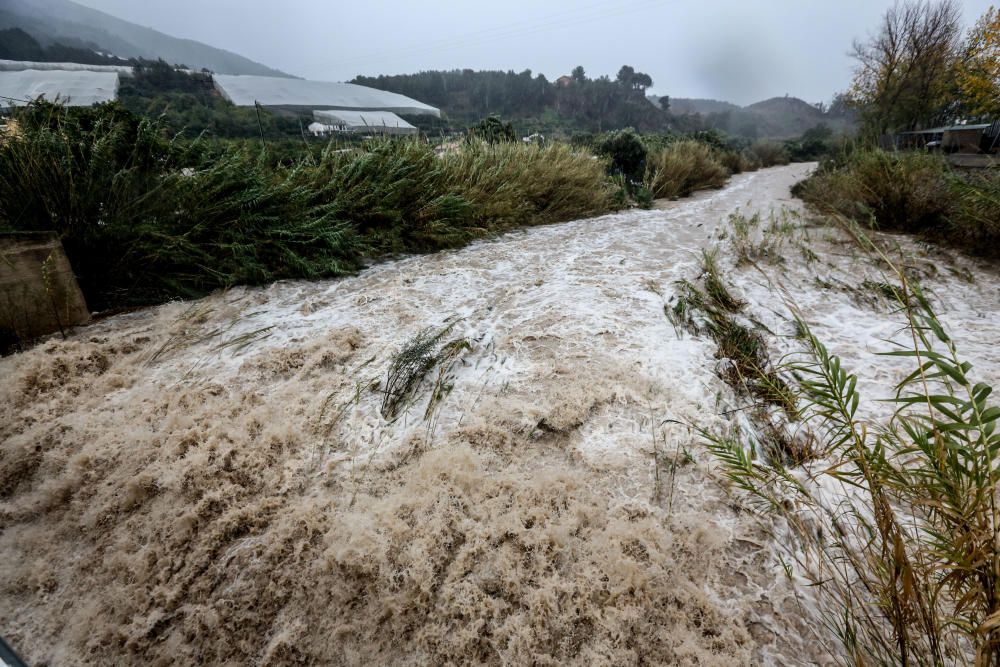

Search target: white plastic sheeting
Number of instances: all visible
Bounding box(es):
[313,109,418,135]
[0,70,120,107]
[0,59,134,77]
[213,74,439,116]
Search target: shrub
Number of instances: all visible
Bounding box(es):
[644,140,729,199]
[946,169,1000,253]
[467,115,516,145]
[794,149,951,232]
[593,127,647,181]
[716,149,759,175]
[747,140,790,167]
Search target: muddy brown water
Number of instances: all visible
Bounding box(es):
[3,162,998,665]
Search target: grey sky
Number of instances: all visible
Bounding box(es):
[74,0,995,105]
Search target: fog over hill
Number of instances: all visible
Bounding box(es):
[0,0,289,77]
[651,94,856,139]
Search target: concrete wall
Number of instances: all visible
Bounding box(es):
[0,233,90,347]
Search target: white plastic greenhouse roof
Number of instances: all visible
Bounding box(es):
[0,59,134,77]
[314,109,417,130]
[0,69,120,107]
[213,74,440,116]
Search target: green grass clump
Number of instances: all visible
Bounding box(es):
[644,140,730,199]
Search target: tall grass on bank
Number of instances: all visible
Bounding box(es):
[794,149,1000,257]
[0,102,616,311]
[698,234,1000,664]
[644,141,730,199]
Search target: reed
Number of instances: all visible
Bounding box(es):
[698,226,1000,664]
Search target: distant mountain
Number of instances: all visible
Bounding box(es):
[652,94,856,139]
[654,97,742,116]
[0,0,290,77]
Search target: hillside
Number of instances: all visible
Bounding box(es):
[655,96,741,116]
[0,0,289,77]
[657,94,856,139]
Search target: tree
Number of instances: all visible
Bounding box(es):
[467,115,516,144]
[850,0,962,134]
[957,5,1000,118]
[571,66,587,83]
[616,65,636,86]
[659,95,671,112]
[616,65,653,92]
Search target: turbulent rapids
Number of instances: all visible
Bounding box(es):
[3,163,999,666]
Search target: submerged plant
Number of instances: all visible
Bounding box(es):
[699,243,1000,664]
[381,322,471,421]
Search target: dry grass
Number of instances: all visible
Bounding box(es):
[794,149,1000,258]
[644,140,730,199]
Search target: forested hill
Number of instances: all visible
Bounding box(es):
[657,94,857,139]
[353,69,854,138]
[0,0,289,77]
[351,67,683,134]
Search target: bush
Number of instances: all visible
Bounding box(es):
[444,141,616,231]
[794,148,1000,258]
[716,149,759,175]
[747,140,790,167]
[644,140,729,199]
[593,128,647,181]
[467,116,517,145]
[794,150,951,231]
[946,169,1000,252]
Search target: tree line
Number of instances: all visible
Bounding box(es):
[351,65,672,132]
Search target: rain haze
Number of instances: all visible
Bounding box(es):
[70,0,998,105]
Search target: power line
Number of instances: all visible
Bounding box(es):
[327,0,624,68]
[329,0,668,72]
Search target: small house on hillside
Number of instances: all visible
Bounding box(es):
[555,75,574,88]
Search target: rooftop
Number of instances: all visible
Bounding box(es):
[313,109,417,129]
[0,69,120,108]
[213,75,439,116]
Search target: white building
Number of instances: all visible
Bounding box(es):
[311,109,418,136]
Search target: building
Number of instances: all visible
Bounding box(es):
[555,75,574,88]
[943,124,995,153]
[212,74,439,117]
[311,110,418,136]
[894,122,999,154]
[0,69,120,109]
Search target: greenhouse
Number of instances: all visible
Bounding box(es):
[0,69,120,108]
[0,59,134,77]
[312,109,418,135]
[213,74,439,116]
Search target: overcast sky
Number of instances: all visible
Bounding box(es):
[74,0,994,105]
